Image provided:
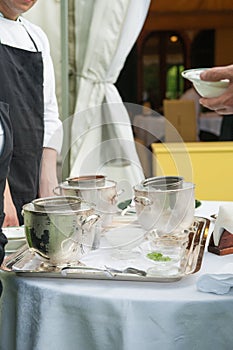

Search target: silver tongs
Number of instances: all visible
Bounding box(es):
[61,265,147,277]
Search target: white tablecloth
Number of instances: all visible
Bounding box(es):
[199,112,223,136]
[133,114,165,146]
[133,114,223,146]
[1,201,233,350]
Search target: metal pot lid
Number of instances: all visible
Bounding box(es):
[59,179,116,190]
[140,176,184,190]
[66,175,106,188]
[134,180,194,193]
[23,199,94,215]
[32,196,82,212]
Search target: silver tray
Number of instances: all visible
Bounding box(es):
[1,216,210,282]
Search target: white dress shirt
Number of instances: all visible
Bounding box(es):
[0,15,63,154]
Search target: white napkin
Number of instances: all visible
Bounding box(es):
[213,203,233,246]
[80,241,154,272]
[197,263,233,295]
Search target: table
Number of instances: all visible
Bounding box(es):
[133,113,223,177]
[133,114,165,146]
[133,114,165,177]
[180,88,223,138]
[1,201,233,350]
[199,112,223,137]
[133,113,223,145]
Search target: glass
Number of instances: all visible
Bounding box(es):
[103,222,146,260]
[134,181,195,275]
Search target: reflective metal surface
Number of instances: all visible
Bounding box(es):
[54,179,119,227]
[22,198,100,265]
[2,217,210,282]
[134,181,195,233]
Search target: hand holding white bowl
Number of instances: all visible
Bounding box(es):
[199,65,233,115]
[182,68,229,98]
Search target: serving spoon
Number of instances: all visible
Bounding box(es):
[105,265,147,276]
[61,265,147,277]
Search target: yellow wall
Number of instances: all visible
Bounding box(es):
[152,142,233,201]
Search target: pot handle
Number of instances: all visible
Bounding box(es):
[53,185,62,196]
[134,196,153,207]
[109,188,125,205]
[81,214,100,231]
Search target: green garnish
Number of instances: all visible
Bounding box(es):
[147,251,171,262]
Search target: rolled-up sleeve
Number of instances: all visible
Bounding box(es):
[42,36,63,154]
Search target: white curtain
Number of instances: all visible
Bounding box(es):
[70,0,150,198]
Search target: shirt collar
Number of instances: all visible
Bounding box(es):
[0,12,21,21]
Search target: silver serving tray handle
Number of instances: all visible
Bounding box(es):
[1,216,210,283]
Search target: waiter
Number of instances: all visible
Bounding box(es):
[0,0,63,229]
[0,102,13,270]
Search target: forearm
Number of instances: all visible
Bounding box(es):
[3,179,19,227]
[38,147,58,198]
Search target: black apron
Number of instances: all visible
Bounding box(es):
[0,39,44,225]
[0,102,13,268]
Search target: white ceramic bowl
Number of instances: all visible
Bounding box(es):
[3,226,26,252]
[182,68,229,98]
